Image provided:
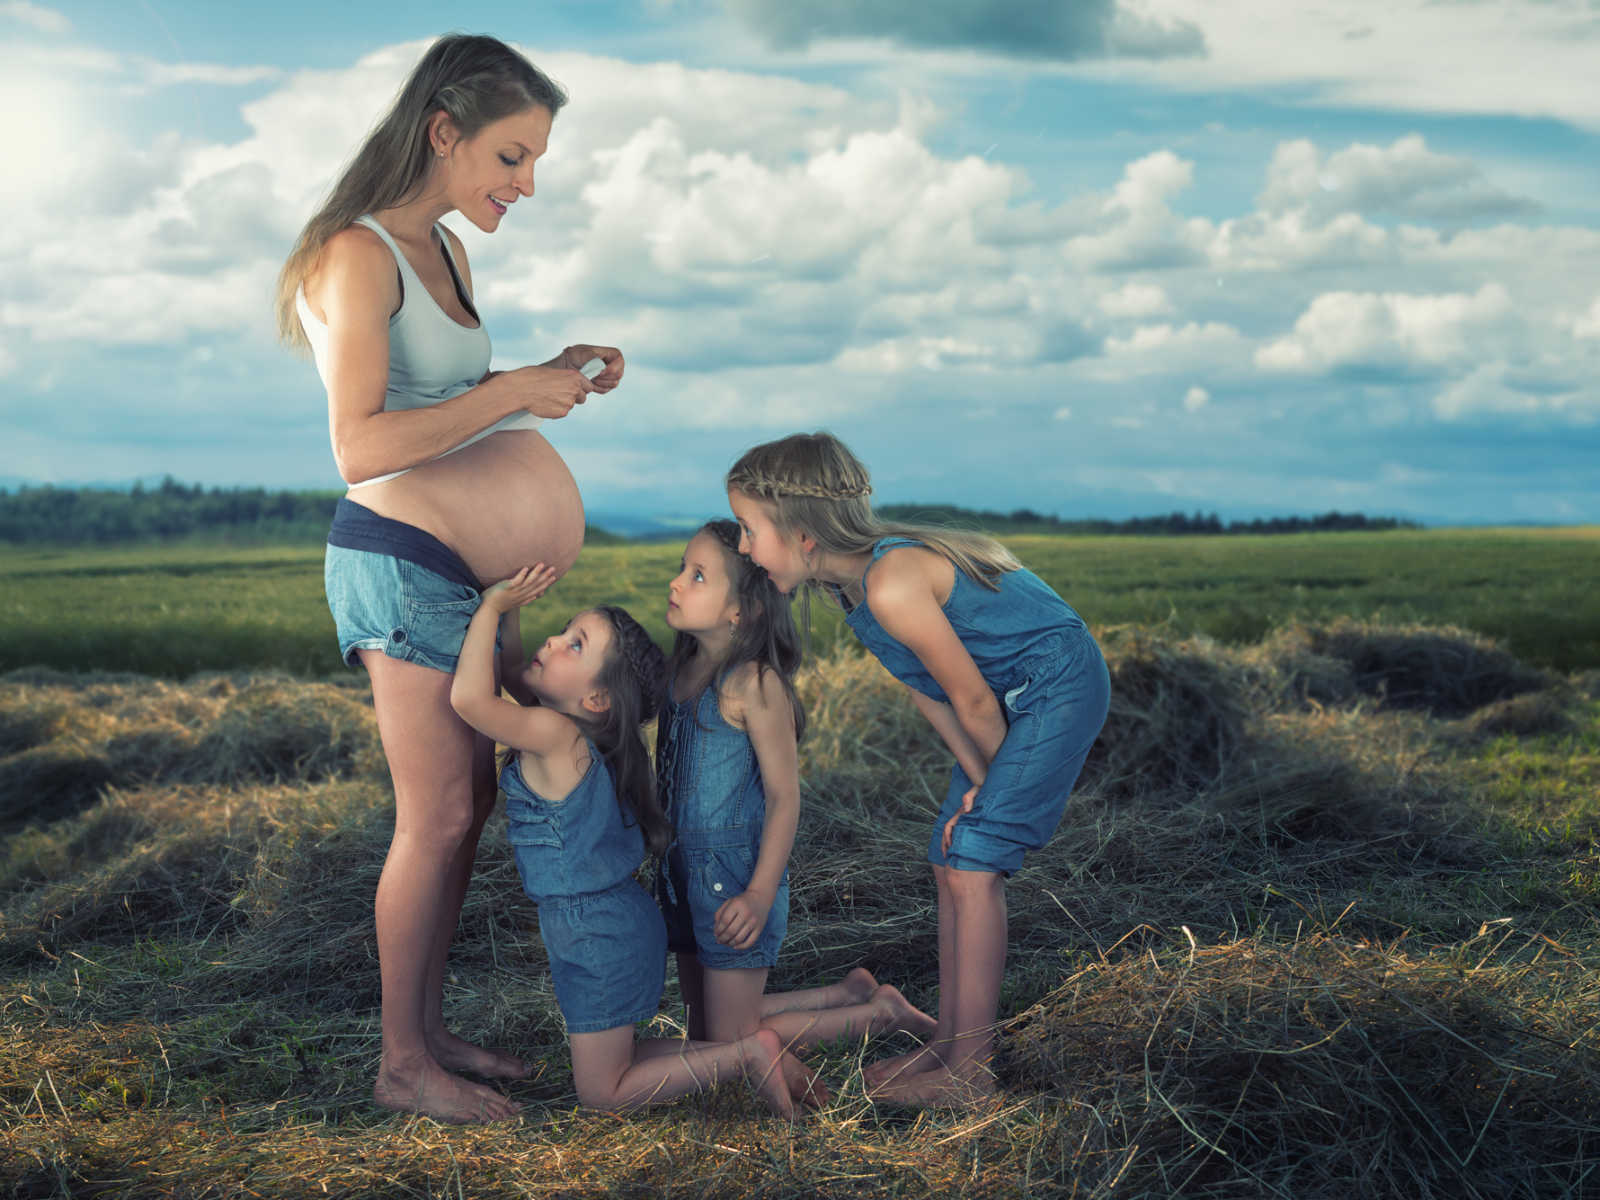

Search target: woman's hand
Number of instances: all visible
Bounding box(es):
[504,365,601,419]
[559,344,625,393]
[482,564,559,613]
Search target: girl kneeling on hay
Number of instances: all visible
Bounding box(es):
[450,565,797,1116]
[726,432,1111,1107]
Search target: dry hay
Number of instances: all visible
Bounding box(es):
[1455,690,1578,741]
[1260,620,1550,718]
[0,672,383,838]
[1083,630,1252,800]
[1004,927,1600,1198]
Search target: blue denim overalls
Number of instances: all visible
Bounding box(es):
[502,744,667,1033]
[839,536,1111,874]
[655,671,789,969]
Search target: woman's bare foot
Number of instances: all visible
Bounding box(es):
[428,1029,531,1080]
[375,1052,521,1123]
[779,1050,832,1109]
[741,1030,797,1119]
[867,1061,996,1108]
[862,1041,944,1090]
[869,985,938,1038]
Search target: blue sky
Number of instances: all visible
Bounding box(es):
[2,0,1598,525]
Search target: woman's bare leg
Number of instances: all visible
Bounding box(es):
[422,731,528,1079]
[363,651,519,1122]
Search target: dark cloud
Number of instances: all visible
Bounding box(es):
[725,0,1205,61]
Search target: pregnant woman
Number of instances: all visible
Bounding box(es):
[276,34,617,1123]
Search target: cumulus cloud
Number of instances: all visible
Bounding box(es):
[1099,281,1173,318]
[1573,297,1600,340]
[1255,284,1515,374]
[1432,363,1597,421]
[0,1,68,34]
[1183,385,1209,411]
[1068,150,1211,270]
[1258,135,1533,223]
[1130,0,1600,131]
[725,0,1204,61]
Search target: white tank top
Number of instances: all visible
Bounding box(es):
[296,215,542,488]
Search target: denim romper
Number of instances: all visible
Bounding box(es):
[654,672,789,970]
[840,537,1111,875]
[502,744,667,1034]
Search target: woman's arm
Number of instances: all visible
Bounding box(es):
[712,666,801,951]
[449,567,564,753]
[310,227,603,484]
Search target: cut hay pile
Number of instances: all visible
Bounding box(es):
[2,620,1597,1198]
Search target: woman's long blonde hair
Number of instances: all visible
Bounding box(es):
[725,432,1020,596]
[274,34,567,350]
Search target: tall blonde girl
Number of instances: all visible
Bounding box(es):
[726,433,1110,1107]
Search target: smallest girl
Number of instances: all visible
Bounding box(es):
[726,433,1111,1108]
[658,521,936,1070]
[450,566,795,1117]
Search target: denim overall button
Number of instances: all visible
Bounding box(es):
[713,882,723,892]
[391,629,406,643]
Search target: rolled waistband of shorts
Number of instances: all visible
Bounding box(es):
[327,498,479,591]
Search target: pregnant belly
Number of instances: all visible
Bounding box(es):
[348,431,585,585]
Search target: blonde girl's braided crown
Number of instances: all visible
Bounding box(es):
[736,474,872,502]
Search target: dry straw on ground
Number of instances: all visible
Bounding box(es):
[2,622,1598,1197]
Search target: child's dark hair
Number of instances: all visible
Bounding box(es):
[669,519,806,743]
[578,605,671,856]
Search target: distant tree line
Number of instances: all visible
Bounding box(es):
[0,478,628,545]
[876,504,1419,537]
[0,480,1417,545]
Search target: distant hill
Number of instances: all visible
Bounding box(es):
[0,480,1417,546]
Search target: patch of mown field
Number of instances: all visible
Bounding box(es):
[1,526,1597,676]
[2,617,1597,1197]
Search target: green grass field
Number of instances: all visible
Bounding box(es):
[3,526,1597,676]
[3,528,1598,1197]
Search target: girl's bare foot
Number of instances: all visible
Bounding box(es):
[374,1053,521,1123]
[862,1041,944,1090]
[429,1029,532,1079]
[741,1030,797,1119]
[840,966,878,1005]
[779,1050,832,1109]
[869,984,938,1037]
[867,1060,996,1108]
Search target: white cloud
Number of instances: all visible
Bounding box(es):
[1432,363,1598,421]
[0,1,68,34]
[1573,298,1600,340]
[1255,283,1515,374]
[1258,135,1531,223]
[1099,281,1172,318]
[1133,0,1600,130]
[1099,321,1248,375]
[1067,150,1212,270]
[1183,385,1209,411]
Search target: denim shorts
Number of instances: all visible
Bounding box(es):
[538,881,668,1034]
[657,834,789,970]
[323,500,485,672]
[929,635,1111,875]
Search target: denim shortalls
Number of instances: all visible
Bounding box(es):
[840,537,1111,875]
[655,672,789,970]
[502,745,667,1034]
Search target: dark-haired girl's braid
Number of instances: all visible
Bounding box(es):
[598,605,667,721]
